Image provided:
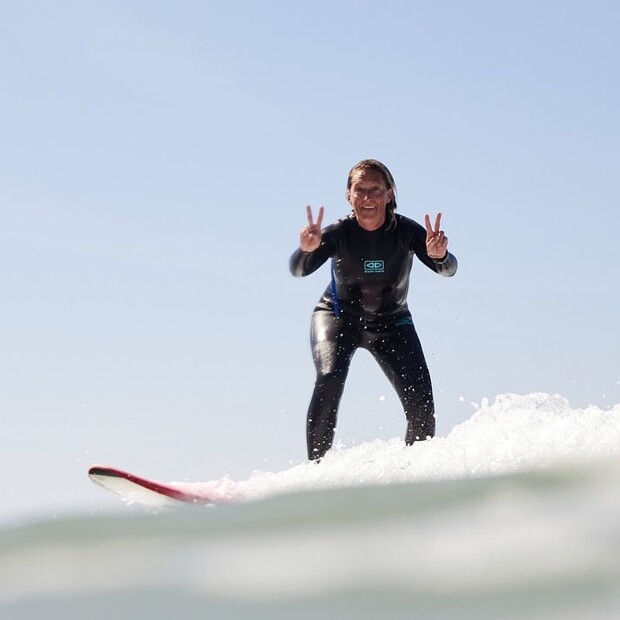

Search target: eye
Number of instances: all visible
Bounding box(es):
[353,186,384,197]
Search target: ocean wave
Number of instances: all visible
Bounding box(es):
[3,392,620,620]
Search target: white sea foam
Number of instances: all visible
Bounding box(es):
[175,392,620,501]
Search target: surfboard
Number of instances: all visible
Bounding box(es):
[88,465,229,508]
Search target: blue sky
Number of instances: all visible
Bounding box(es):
[1,0,618,520]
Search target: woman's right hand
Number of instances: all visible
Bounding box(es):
[299,205,324,252]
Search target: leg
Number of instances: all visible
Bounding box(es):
[365,320,435,444]
[306,311,358,460]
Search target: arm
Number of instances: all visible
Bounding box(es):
[289,244,333,277]
[424,212,457,277]
[430,250,458,277]
[410,213,458,277]
[289,205,333,277]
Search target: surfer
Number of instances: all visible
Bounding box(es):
[290,159,458,460]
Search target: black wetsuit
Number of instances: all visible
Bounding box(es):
[290,213,458,460]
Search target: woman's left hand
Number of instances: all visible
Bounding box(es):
[425,213,449,259]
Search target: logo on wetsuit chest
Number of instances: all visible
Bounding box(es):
[364,260,385,273]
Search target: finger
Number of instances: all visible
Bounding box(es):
[316,206,324,229]
[433,237,448,252]
[306,205,314,226]
[434,212,442,233]
[424,214,432,234]
[429,234,447,248]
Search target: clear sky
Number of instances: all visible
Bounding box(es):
[1,0,618,521]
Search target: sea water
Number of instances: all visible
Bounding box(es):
[2,392,620,620]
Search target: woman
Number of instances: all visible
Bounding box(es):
[290,159,458,460]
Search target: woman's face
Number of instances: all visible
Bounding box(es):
[347,169,393,231]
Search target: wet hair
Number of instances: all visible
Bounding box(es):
[346,159,398,230]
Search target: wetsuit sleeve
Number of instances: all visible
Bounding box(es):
[407,219,458,277]
[431,251,458,276]
[289,233,335,277]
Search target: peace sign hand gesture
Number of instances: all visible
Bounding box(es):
[425,212,449,260]
[300,205,324,252]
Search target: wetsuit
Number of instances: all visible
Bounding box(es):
[290,213,458,460]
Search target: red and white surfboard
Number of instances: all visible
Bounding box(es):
[88,465,233,508]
